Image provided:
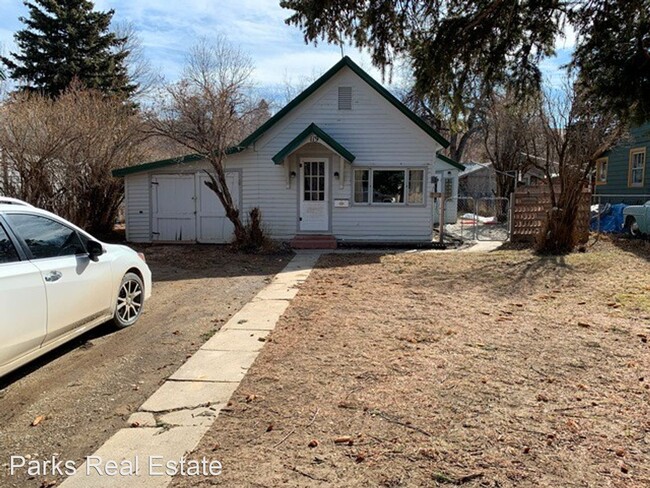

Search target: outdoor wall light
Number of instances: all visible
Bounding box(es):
[334,171,340,178]
[290,171,297,178]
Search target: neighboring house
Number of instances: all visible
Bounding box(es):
[112,57,464,246]
[594,122,650,203]
[459,162,496,198]
[458,161,548,200]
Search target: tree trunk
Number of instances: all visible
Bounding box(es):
[203,157,247,245]
[537,190,582,254]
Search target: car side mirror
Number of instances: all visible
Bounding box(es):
[87,240,104,262]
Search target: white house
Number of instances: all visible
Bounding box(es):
[113,57,464,247]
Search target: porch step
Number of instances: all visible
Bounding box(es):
[290,234,337,250]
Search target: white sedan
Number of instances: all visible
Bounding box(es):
[0,198,152,378]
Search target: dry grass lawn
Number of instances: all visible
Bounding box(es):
[171,238,650,488]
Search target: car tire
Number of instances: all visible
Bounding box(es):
[113,272,145,328]
[625,217,641,238]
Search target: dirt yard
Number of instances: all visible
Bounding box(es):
[172,238,650,488]
[0,245,289,488]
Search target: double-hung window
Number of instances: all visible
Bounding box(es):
[629,148,646,187]
[353,168,425,205]
[595,157,608,185]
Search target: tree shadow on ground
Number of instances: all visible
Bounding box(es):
[606,235,650,262]
[425,252,575,300]
[133,244,293,282]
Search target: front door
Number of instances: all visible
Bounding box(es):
[300,159,329,232]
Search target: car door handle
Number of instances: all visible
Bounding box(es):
[44,271,62,283]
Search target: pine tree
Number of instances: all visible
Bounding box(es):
[281,0,650,124]
[1,0,136,98]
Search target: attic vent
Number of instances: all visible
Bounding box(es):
[338,86,352,110]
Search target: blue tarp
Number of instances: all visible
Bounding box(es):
[590,203,627,233]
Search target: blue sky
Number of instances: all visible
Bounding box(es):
[0,0,575,95]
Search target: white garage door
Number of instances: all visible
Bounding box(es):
[152,174,196,242]
[196,172,240,243]
[151,172,240,243]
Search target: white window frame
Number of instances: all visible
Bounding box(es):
[628,147,646,188]
[352,167,426,206]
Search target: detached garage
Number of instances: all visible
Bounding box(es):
[115,159,240,243]
[113,57,463,246]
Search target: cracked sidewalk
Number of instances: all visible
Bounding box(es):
[59,251,321,488]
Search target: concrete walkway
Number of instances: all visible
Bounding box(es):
[462,240,504,252]
[60,252,321,488]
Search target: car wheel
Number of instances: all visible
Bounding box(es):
[625,217,641,238]
[113,272,145,328]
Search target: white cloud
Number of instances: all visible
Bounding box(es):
[555,23,577,51]
[0,0,572,97]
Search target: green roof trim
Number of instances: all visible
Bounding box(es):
[272,123,356,164]
[239,56,450,150]
[436,153,465,171]
[113,56,450,178]
[111,147,243,177]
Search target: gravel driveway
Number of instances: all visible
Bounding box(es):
[0,245,289,488]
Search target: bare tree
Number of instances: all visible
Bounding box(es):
[482,92,536,199]
[0,84,148,235]
[146,36,269,247]
[526,77,623,254]
[0,92,73,206]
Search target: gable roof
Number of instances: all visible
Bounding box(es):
[272,123,355,164]
[112,56,450,177]
[240,56,450,150]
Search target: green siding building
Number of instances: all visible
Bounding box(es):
[595,123,650,203]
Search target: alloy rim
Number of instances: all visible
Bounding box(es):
[116,279,143,324]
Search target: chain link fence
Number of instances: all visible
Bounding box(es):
[444,196,510,242]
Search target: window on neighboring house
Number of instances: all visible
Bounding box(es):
[353,168,425,205]
[629,148,646,187]
[596,157,608,185]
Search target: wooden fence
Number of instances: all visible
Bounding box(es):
[511,185,591,243]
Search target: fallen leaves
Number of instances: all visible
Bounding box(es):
[31,415,46,427]
[334,436,353,445]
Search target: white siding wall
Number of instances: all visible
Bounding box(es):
[244,67,453,241]
[123,66,460,243]
[124,173,151,242]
